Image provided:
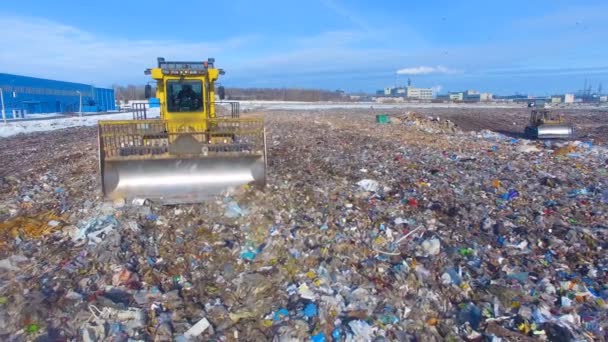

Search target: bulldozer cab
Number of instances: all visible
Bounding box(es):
[530,108,565,126]
[167,81,202,112]
[97,58,266,204]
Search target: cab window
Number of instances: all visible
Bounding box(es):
[167,80,204,112]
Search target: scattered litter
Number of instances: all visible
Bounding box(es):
[183,317,211,339]
[356,179,380,192]
[224,201,247,218]
[1,110,607,340]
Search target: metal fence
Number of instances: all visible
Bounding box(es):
[215,101,240,118]
[98,118,265,160]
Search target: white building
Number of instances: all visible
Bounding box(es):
[479,93,493,101]
[449,92,464,101]
[406,87,433,99]
[562,93,574,104]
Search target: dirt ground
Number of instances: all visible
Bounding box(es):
[355,106,608,143]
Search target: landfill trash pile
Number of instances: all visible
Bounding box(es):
[390,111,460,134]
[1,109,608,341]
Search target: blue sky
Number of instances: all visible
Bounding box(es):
[1,0,607,95]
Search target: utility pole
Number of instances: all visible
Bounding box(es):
[583,78,588,97]
[0,88,6,124]
[77,91,82,117]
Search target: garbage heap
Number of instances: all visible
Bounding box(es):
[1,110,608,341]
[390,111,460,134]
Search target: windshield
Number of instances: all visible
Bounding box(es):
[166,80,203,112]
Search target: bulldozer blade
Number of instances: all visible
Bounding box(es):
[101,156,266,204]
[536,125,575,139]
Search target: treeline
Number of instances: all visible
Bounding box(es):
[225,88,349,101]
[112,84,148,102]
[112,85,350,102]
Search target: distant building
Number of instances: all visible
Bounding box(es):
[0,73,115,118]
[562,93,574,104]
[480,93,493,101]
[550,96,562,104]
[406,86,433,99]
[493,94,529,102]
[377,84,433,99]
[449,92,464,101]
[463,93,493,102]
[600,95,608,102]
[460,90,492,102]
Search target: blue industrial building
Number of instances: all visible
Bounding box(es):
[0,73,116,118]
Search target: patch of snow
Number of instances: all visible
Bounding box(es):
[24,113,65,119]
[0,108,160,138]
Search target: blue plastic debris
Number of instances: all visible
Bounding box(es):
[446,267,462,285]
[146,213,158,221]
[507,272,529,283]
[378,314,399,324]
[311,332,326,342]
[601,189,608,204]
[225,201,247,218]
[532,308,548,324]
[289,248,301,258]
[240,250,258,261]
[568,188,589,198]
[458,302,482,330]
[303,303,318,318]
[331,327,341,340]
[500,189,520,201]
[496,235,505,247]
[147,256,156,266]
[274,308,289,321]
[544,251,553,263]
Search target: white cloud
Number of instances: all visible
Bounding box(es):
[0,15,254,86]
[396,65,457,75]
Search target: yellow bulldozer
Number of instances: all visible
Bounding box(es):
[97,58,266,204]
[524,100,574,139]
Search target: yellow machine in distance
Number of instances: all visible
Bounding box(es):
[524,107,574,139]
[98,58,266,204]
